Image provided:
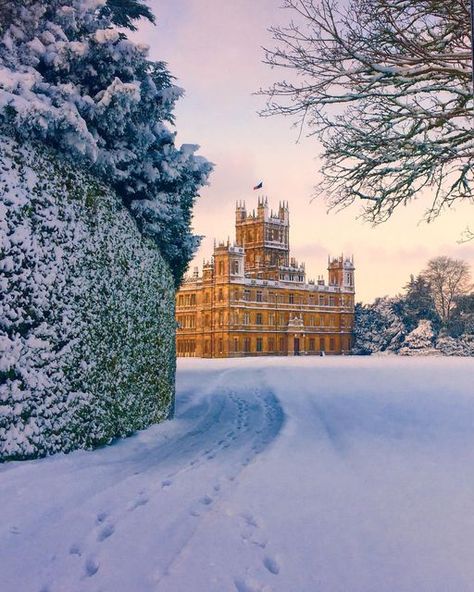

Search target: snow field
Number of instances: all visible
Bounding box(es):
[1,356,474,592]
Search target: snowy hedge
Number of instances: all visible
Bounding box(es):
[0,134,176,460]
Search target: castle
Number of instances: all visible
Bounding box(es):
[176,198,355,357]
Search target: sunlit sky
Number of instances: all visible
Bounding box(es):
[137,0,473,302]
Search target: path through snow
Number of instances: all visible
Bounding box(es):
[1,357,474,592]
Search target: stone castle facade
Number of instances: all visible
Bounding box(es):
[176,198,355,357]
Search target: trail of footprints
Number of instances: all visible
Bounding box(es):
[62,389,283,588]
[233,511,281,592]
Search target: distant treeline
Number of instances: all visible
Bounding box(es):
[354,257,474,356]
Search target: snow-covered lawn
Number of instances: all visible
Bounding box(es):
[1,357,474,592]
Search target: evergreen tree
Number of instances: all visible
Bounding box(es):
[0,0,212,284]
[447,294,474,338]
[353,297,406,355]
[402,274,440,332]
[399,320,437,356]
[101,0,155,31]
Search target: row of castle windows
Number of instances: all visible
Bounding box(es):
[196,312,345,328]
[197,336,351,355]
[178,291,353,308]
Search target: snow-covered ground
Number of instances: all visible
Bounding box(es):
[1,357,474,592]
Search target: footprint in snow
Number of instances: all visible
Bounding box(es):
[97,523,115,542]
[128,492,149,511]
[161,479,172,488]
[263,556,280,575]
[69,543,82,557]
[190,495,214,517]
[84,557,100,577]
[234,578,271,592]
[199,495,213,506]
[96,512,108,524]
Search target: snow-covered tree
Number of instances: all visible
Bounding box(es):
[0,0,212,283]
[399,320,437,356]
[260,0,474,224]
[421,257,472,325]
[402,274,440,332]
[353,297,406,354]
[446,293,474,337]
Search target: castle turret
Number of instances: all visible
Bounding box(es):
[328,255,355,291]
[235,200,247,224]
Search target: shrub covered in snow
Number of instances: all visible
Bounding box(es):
[0,134,176,460]
[435,335,474,357]
[0,0,212,283]
[353,298,406,355]
[399,320,437,356]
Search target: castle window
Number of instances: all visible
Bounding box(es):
[243,312,250,325]
[218,311,224,326]
[244,338,251,353]
[178,295,184,306]
[218,261,224,275]
[320,338,326,351]
[256,338,263,352]
[218,288,224,302]
[269,313,275,325]
[329,296,335,306]
[279,337,286,352]
[204,292,209,304]
[289,293,294,304]
[190,294,196,305]
[309,338,315,352]
[268,338,275,352]
[233,338,239,352]
[329,338,335,351]
[232,260,240,274]
[319,295,325,306]
[244,289,251,301]
[256,313,263,325]
[218,338,224,353]
[256,290,263,302]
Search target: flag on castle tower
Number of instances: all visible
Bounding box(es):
[253,181,263,190]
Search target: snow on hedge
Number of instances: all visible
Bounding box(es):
[0,0,212,283]
[0,133,176,460]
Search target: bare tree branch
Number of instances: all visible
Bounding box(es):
[259,0,474,225]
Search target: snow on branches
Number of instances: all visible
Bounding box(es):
[261,0,474,224]
[0,0,212,283]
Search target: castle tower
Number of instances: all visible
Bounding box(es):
[213,240,245,282]
[328,255,355,291]
[235,197,290,279]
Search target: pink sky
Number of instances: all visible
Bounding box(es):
[136,0,474,302]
